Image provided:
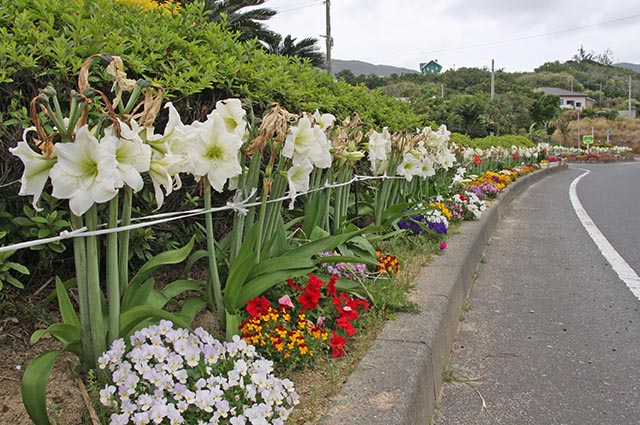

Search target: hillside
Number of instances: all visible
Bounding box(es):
[332,59,419,77]
[614,62,640,73]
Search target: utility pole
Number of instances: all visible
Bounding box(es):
[599,82,603,105]
[629,75,632,113]
[490,59,495,100]
[325,0,332,75]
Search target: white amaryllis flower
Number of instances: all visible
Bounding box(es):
[190,112,243,192]
[49,125,119,216]
[215,98,247,139]
[396,151,422,182]
[287,158,313,196]
[102,121,152,192]
[148,151,188,209]
[9,128,58,211]
[312,110,336,130]
[144,102,195,157]
[419,156,436,178]
[282,116,332,168]
[368,127,391,175]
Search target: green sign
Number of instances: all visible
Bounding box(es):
[582,135,594,144]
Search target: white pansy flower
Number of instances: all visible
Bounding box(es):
[49,125,118,216]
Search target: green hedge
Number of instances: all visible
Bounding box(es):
[0,0,425,134]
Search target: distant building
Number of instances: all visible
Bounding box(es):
[419,60,442,75]
[534,87,596,110]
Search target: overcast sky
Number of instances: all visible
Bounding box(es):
[264,0,640,73]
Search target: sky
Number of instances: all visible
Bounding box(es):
[262,0,640,73]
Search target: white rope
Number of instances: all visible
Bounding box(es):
[0,173,411,253]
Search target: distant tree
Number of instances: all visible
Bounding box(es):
[202,0,277,45]
[362,74,386,89]
[442,67,490,94]
[486,96,514,136]
[266,34,324,68]
[552,110,578,146]
[531,92,561,129]
[573,45,594,62]
[450,95,488,137]
[335,69,357,85]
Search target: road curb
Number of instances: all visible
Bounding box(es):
[319,163,568,424]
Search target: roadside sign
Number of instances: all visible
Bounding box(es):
[582,135,594,144]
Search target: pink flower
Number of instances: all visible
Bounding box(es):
[440,242,447,250]
[316,316,325,328]
[278,295,294,309]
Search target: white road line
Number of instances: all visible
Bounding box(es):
[569,168,640,299]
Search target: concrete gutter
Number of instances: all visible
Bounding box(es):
[320,163,568,425]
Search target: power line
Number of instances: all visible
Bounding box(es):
[361,12,640,62]
[272,1,323,14]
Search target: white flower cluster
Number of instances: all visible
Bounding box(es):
[11,99,248,215]
[98,320,299,425]
[425,208,449,228]
[457,192,487,219]
[283,111,335,203]
[459,144,547,166]
[397,125,456,182]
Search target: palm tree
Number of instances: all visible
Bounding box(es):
[202,0,278,44]
[266,34,325,68]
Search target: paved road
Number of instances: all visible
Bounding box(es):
[432,162,640,425]
[575,162,640,276]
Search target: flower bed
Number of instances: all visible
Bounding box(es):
[0,55,583,424]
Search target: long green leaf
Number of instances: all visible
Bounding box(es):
[129,237,195,287]
[283,227,371,259]
[121,278,155,311]
[44,277,77,304]
[223,225,260,308]
[55,278,80,327]
[119,306,191,337]
[247,256,316,278]
[161,279,203,300]
[185,249,209,276]
[30,323,81,346]
[178,297,207,323]
[22,350,62,425]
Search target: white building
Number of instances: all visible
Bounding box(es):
[534,87,596,110]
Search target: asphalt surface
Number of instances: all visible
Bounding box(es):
[433,164,640,424]
[575,161,640,276]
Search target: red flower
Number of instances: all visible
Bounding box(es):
[298,291,321,311]
[336,317,356,336]
[326,275,338,297]
[473,155,482,165]
[329,330,346,357]
[306,274,324,293]
[246,296,271,317]
[287,278,302,291]
[512,153,519,160]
